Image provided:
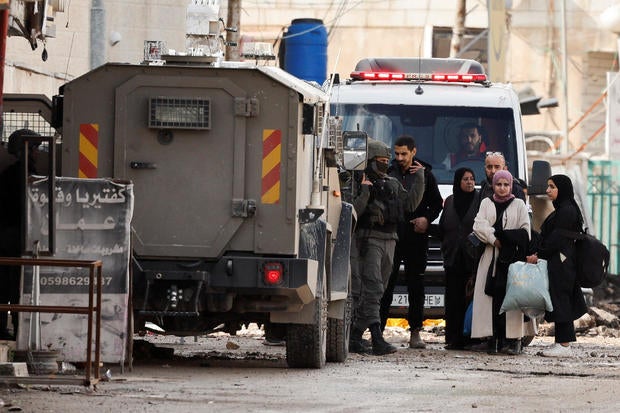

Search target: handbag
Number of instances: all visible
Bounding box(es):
[463,232,485,265]
[500,259,553,317]
[483,246,496,296]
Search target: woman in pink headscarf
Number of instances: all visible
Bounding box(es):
[470,170,530,355]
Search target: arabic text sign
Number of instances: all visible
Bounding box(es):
[21,177,134,363]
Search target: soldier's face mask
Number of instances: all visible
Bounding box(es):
[372,158,389,174]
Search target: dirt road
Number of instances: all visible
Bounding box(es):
[2,325,620,412]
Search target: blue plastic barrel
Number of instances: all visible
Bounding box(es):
[283,18,327,84]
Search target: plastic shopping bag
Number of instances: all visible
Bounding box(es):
[500,259,553,317]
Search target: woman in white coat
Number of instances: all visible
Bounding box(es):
[470,170,530,354]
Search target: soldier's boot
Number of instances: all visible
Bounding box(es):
[369,323,397,355]
[349,326,371,354]
[409,328,426,349]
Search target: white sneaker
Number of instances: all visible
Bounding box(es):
[541,343,573,357]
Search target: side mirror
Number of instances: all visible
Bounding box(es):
[342,131,368,170]
[529,160,551,195]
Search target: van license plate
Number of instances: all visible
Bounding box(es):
[391,294,444,308]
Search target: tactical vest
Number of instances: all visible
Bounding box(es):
[358,176,404,232]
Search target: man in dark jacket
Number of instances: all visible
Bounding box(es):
[479,152,525,202]
[380,135,442,348]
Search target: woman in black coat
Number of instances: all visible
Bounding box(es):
[438,168,480,349]
[526,174,587,357]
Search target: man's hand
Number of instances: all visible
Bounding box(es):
[526,254,538,264]
[409,161,424,175]
[361,173,372,186]
[411,217,429,234]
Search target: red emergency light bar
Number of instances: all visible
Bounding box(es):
[350,71,487,83]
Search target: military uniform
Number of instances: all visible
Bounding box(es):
[349,140,419,355]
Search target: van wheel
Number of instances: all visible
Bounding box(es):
[286,286,327,368]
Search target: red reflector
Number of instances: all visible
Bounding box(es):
[264,262,283,285]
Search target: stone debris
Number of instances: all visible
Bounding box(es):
[574,313,596,332]
[0,363,29,377]
[226,341,240,350]
[588,306,620,328]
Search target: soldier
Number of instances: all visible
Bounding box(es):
[0,129,40,340]
[349,139,422,355]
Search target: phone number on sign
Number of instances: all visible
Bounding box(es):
[39,275,113,287]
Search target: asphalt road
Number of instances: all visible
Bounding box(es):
[2,327,620,412]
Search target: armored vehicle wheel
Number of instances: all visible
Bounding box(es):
[286,289,327,368]
[326,294,352,362]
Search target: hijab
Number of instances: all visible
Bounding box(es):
[492,169,515,203]
[453,167,476,219]
[549,174,584,229]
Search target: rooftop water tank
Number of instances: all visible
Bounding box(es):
[282,18,327,84]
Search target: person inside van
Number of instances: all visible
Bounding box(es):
[444,123,488,170]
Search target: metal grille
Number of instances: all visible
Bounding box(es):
[1,112,56,143]
[148,97,211,130]
[588,160,619,275]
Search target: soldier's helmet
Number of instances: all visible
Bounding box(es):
[366,139,391,160]
[7,129,40,157]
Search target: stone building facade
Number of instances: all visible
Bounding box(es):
[3,0,619,155]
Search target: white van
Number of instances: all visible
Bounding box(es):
[331,57,528,319]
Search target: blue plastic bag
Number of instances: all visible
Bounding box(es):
[463,301,473,336]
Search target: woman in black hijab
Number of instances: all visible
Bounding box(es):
[526,174,587,357]
[438,168,480,349]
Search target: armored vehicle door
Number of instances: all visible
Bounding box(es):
[113,75,248,259]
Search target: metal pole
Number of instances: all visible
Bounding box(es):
[0,8,9,134]
[560,0,569,155]
[90,0,106,69]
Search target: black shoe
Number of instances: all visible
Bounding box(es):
[369,323,397,355]
[372,340,397,355]
[501,339,522,355]
[445,343,465,350]
[464,340,488,352]
[487,338,499,354]
[349,339,371,354]
[349,326,372,354]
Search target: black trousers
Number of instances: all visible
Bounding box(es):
[555,321,576,343]
[379,241,425,331]
[444,265,469,346]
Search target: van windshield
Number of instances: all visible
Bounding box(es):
[332,104,519,185]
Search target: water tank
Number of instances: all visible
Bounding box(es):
[283,18,327,84]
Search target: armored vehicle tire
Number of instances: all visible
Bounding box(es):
[326,295,352,362]
[286,291,327,368]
